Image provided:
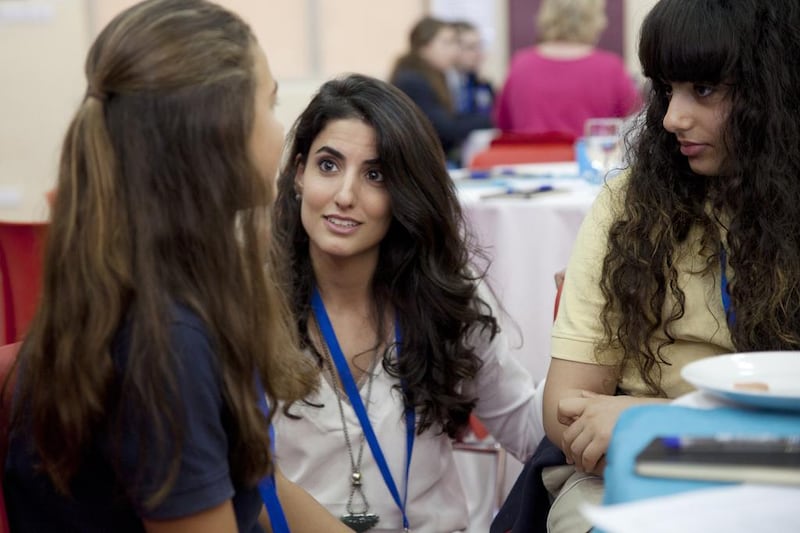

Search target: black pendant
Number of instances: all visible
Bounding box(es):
[341,513,380,532]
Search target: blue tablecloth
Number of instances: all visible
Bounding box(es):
[603,404,800,505]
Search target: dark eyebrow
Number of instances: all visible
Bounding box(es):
[313,146,380,166]
[315,146,344,159]
[272,81,279,97]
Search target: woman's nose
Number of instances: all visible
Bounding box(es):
[663,94,692,134]
[334,174,357,208]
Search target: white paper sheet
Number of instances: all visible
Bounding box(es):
[581,484,800,533]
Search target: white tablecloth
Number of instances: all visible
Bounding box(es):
[452,164,599,531]
[458,163,598,383]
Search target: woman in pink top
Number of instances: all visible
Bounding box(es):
[494,0,641,138]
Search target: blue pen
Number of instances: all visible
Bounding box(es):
[660,435,800,452]
[469,169,492,179]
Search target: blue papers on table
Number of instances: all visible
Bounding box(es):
[448,161,579,181]
[452,163,603,202]
[455,177,595,202]
[455,179,559,200]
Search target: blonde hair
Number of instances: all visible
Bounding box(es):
[536,0,607,45]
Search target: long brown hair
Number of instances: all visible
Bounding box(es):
[390,16,454,112]
[9,0,315,504]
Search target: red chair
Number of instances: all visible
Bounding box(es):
[0,222,48,344]
[469,131,577,169]
[0,341,22,533]
[453,414,508,520]
[554,273,565,320]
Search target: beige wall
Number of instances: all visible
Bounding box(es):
[623,0,659,75]
[0,0,90,220]
[0,0,656,221]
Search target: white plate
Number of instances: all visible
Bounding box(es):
[681,352,800,412]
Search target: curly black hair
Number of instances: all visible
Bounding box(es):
[599,0,800,395]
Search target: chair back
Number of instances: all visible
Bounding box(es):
[553,279,564,321]
[0,222,48,344]
[469,131,576,169]
[0,341,21,533]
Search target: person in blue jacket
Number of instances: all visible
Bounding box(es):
[450,20,495,117]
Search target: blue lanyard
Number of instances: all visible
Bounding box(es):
[311,287,415,531]
[255,377,291,533]
[720,245,735,327]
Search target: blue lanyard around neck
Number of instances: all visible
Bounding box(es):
[720,245,735,327]
[255,376,291,533]
[311,286,415,531]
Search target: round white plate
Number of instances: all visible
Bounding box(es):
[681,352,800,412]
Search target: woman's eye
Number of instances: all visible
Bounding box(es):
[694,84,715,97]
[318,159,338,172]
[366,169,384,183]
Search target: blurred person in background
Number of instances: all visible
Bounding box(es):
[449,20,495,117]
[494,0,641,139]
[390,16,493,166]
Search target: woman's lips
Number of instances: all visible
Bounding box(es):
[679,142,706,157]
[323,215,360,234]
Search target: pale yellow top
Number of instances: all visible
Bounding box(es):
[551,173,735,398]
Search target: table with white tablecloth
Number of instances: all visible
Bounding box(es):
[457,163,599,383]
[453,163,600,531]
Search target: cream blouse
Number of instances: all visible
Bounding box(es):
[273,284,541,532]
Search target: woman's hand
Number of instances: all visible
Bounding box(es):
[558,391,666,475]
[270,468,355,532]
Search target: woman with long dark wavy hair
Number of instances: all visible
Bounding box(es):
[271,74,540,532]
[540,0,800,531]
[3,1,351,532]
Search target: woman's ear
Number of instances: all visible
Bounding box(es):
[294,159,305,199]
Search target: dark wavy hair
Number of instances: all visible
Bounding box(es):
[390,16,454,112]
[8,0,315,505]
[272,74,497,437]
[599,0,800,395]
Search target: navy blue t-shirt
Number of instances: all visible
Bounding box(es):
[4,305,264,532]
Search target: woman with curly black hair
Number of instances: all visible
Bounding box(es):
[540,0,800,531]
[271,74,541,532]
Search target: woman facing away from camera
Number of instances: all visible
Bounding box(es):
[541,0,800,531]
[494,0,641,138]
[3,1,352,531]
[271,74,544,532]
